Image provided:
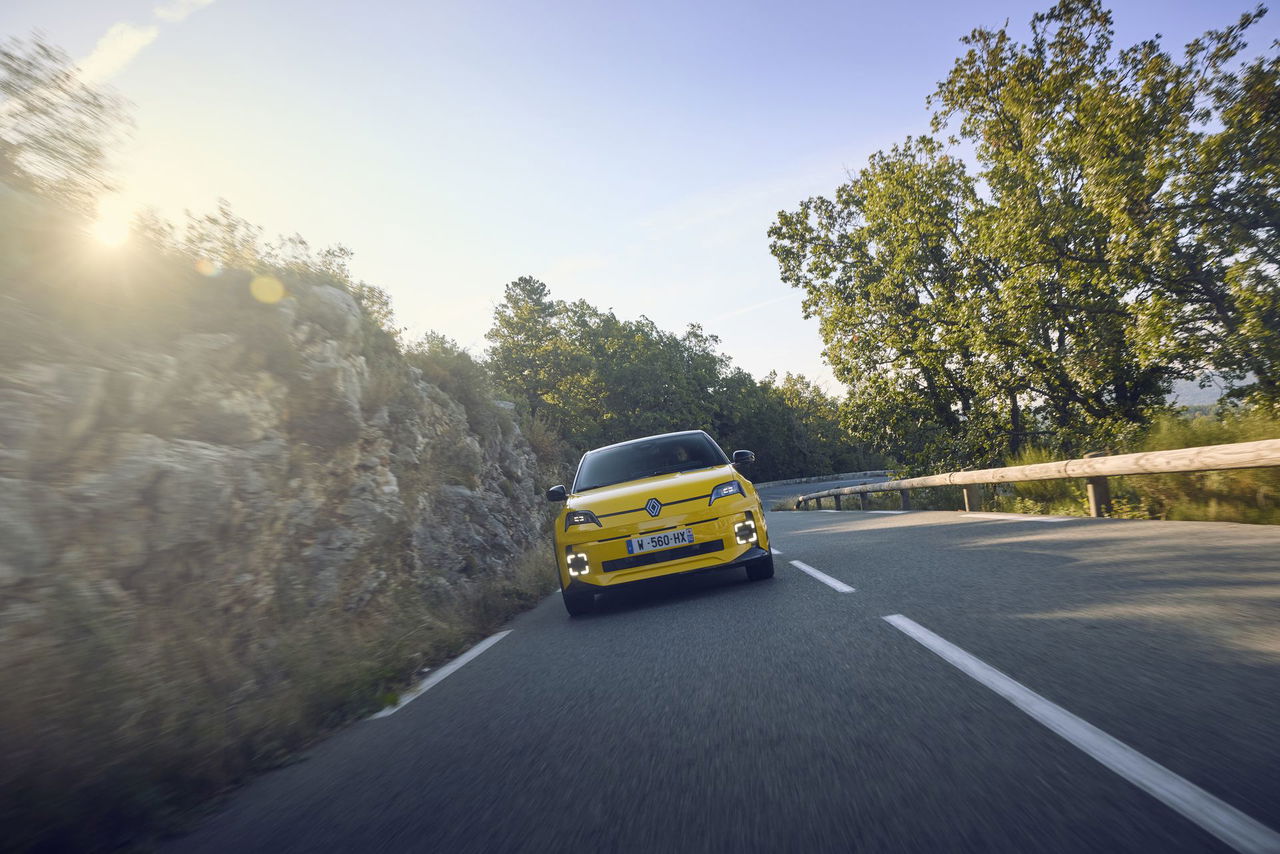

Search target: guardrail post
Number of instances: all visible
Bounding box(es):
[899,490,912,511]
[1083,451,1112,517]
[858,494,869,511]
[1086,476,1111,517]
[834,495,842,511]
[1085,450,1116,517]
[962,484,981,512]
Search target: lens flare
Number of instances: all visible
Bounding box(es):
[196,258,221,277]
[250,275,285,304]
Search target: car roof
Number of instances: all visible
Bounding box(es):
[585,430,715,455]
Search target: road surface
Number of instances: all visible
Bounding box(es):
[170,510,1280,853]
[754,476,888,507]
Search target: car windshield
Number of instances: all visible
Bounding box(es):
[573,434,729,492]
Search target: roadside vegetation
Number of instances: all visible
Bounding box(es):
[793,409,1280,522]
[771,0,1279,523]
[484,276,884,481]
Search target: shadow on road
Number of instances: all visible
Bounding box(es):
[582,565,764,618]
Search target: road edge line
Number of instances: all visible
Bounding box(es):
[369,630,513,720]
[882,614,1280,854]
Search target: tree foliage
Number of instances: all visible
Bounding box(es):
[484,278,882,480]
[770,0,1280,471]
[0,34,131,211]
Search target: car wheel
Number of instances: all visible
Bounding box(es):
[745,551,775,581]
[563,590,595,616]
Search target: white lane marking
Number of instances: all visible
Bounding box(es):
[370,631,512,720]
[818,509,840,513]
[883,615,1280,854]
[868,510,908,514]
[962,512,1073,523]
[771,547,783,555]
[789,560,854,593]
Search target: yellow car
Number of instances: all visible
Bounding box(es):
[546,430,773,616]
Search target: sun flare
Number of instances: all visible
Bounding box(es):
[90,216,131,246]
[89,196,136,247]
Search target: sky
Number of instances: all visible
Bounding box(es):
[3,0,1275,392]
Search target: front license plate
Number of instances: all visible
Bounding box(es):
[626,528,694,555]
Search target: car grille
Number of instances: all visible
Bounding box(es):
[601,539,724,573]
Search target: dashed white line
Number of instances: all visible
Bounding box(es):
[369,630,512,720]
[771,547,783,555]
[883,615,1280,854]
[962,512,1073,523]
[789,560,854,593]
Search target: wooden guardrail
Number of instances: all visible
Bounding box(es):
[794,439,1280,517]
[752,470,892,489]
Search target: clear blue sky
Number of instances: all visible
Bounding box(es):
[4,0,1274,390]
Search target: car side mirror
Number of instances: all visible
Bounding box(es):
[546,484,567,502]
[732,450,756,466]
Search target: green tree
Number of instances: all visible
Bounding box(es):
[772,0,1280,471]
[484,279,873,479]
[485,276,568,420]
[770,137,1010,468]
[930,0,1278,409]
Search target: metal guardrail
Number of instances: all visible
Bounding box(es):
[794,439,1280,517]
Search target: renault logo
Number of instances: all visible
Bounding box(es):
[644,498,662,517]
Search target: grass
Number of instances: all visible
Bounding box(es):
[0,545,558,853]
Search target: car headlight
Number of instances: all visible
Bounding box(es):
[709,480,744,505]
[566,550,590,576]
[735,517,758,545]
[564,510,602,530]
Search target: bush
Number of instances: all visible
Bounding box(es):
[1119,410,1280,524]
[405,333,505,445]
[985,446,1087,515]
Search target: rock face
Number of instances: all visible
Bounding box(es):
[0,290,545,619]
[0,188,554,844]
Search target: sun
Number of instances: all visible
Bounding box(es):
[90,216,131,246]
[89,195,135,247]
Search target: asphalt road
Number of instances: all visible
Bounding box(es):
[169,510,1280,853]
[754,476,888,507]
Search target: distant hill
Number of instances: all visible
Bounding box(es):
[1168,378,1229,407]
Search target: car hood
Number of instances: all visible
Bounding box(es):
[569,465,740,518]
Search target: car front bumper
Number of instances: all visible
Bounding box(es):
[557,508,769,590]
[564,546,771,595]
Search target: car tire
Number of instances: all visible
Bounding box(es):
[745,551,775,581]
[563,590,595,616]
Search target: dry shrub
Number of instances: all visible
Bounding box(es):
[0,543,558,853]
[1121,409,1280,524]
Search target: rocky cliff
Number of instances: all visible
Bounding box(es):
[0,186,554,848]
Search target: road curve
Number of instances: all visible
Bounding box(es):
[168,510,1280,853]
[754,476,888,507]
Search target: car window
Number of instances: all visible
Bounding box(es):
[573,434,728,492]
